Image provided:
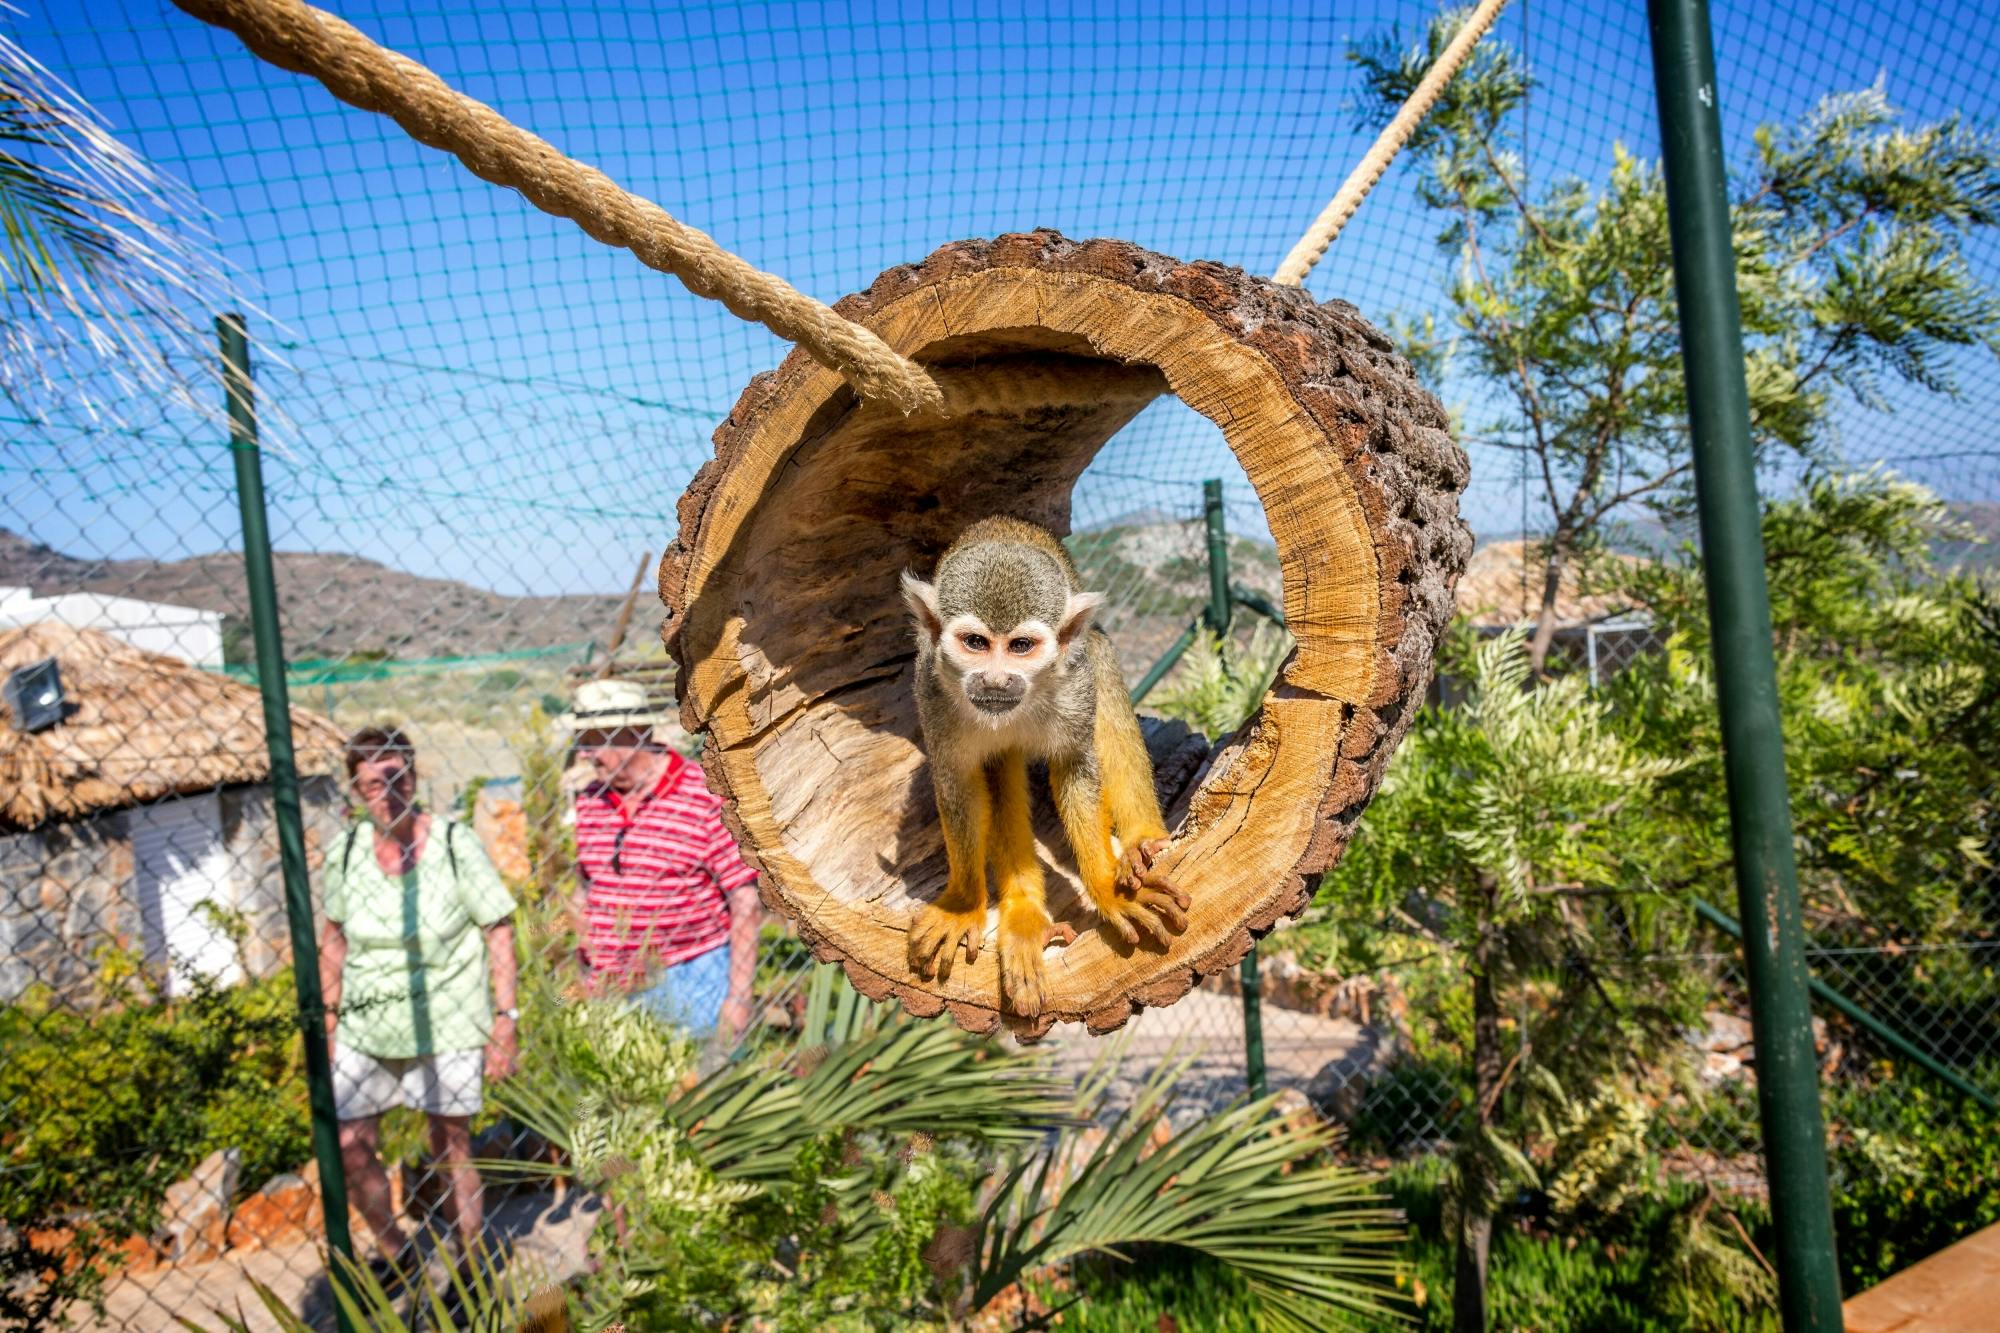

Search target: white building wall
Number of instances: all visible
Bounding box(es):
[130,792,242,994]
[0,587,224,668]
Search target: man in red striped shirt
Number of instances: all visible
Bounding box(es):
[564,681,761,1037]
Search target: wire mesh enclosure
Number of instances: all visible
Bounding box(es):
[2,1,1997,1329]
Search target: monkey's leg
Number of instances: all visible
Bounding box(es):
[1051,756,1181,947]
[1095,682,1190,933]
[909,759,991,982]
[991,752,1074,1016]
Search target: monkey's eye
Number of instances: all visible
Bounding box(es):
[961,633,990,652]
[1007,637,1037,655]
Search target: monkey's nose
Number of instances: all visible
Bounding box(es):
[966,673,1025,713]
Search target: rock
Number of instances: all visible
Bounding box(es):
[1266,1088,1321,1136]
[1304,1024,1397,1121]
[1699,1051,1745,1086]
[160,1147,241,1264]
[226,1171,322,1251]
[1690,1010,1754,1054]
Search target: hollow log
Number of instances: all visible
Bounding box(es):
[662,231,1469,1039]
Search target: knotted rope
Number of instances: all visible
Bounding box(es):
[1274,0,1511,287]
[171,0,944,415]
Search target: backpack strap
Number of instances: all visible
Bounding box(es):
[341,819,459,881]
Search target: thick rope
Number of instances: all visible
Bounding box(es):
[1274,0,1511,287]
[171,0,944,415]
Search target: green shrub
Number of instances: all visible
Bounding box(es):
[1050,1247,1261,1331]
[1386,1159,1780,1333]
[0,968,309,1328]
[1828,1080,2000,1292]
[474,667,525,694]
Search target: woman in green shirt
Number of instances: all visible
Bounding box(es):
[319,727,518,1268]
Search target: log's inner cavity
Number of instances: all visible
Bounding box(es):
[716,331,1194,922]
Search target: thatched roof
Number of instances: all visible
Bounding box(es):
[1,622,344,832]
[1455,539,1647,630]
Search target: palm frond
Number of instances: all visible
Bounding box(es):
[0,29,250,423]
[492,966,1077,1191]
[972,1071,1408,1331]
[673,1014,1077,1184]
[180,1236,550,1332]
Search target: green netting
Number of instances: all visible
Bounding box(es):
[217,641,593,685]
[3,1,1998,1328]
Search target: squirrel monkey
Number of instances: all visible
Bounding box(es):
[900,516,1190,1016]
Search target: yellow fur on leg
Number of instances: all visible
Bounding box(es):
[910,761,991,982]
[1095,702,1170,848]
[991,753,1072,1014]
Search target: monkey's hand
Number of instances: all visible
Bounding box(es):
[1099,838,1190,946]
[998,908,1076,1016]
[909,900,988,982]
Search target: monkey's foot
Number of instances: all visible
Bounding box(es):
[909,900,988,982]
[998,915,1073,1016]
[1099,840,1190,945]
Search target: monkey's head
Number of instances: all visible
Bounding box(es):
[901,538,1100,725]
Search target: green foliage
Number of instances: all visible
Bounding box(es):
[1147,621,1291,737]
[972,1058,1403,1332]
[1828,1080,2000,1291]
[1306,631,1764,1320]
[0,968,309,1329]
[478,954,1402,1331]
[1291,469,1997,1319]
[0,30,231,419]
[1354,8,2000,662]
[1386,1159,1779,1333]
[1047,1249,1261,1332]
[511,702,577,906]
[474,667,527,694]
[184,1241,547,1333]
[1611,469,2000,945]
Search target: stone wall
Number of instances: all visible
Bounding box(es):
[0,776,347,1004]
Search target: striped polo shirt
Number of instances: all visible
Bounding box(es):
[573,752,757,983]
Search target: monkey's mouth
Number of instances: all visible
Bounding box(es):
[966,693,1021,716]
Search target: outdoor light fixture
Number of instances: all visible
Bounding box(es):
[4,657,65,733]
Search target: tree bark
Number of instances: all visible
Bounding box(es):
[1526,528,1571,675]
[662,231,1471,1037]
[1455,880,1505,1333]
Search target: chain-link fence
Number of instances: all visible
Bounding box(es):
[4,0,1998,1328]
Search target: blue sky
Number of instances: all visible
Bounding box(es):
[6,0,1997,600]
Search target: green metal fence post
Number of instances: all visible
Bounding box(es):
[1203,479,1268,1099]
[1645,7,1845,1328]
[221,314,359,1309]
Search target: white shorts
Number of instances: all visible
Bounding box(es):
[332,1044,483,1120]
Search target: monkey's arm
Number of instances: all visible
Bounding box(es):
[1051,751,1186,947]
[1095,685,1171,846]
[1091,636,1186,912]
[990,750,1074,1015]
[909,754,992,981]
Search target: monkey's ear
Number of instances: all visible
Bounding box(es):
[901,571,944,642]
[1057,590,1103,649]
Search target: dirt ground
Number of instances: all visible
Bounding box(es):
[77,1187,598,1331]
[1039,987,1365,1127]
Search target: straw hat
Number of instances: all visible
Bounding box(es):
[559,679,673,734]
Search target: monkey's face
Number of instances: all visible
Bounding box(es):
[935,613,1061,717]
[902,553,1101,727]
